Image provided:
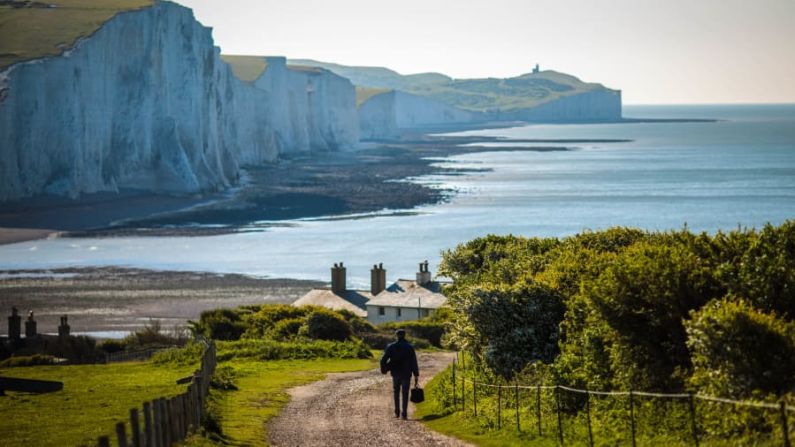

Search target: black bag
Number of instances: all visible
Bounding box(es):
[410,385,424,403]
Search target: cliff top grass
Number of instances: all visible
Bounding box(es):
[220,54,269,83]
[0,359,195,447]
[291,58,616,112]
[0,0,153,70]
[355,86,392,106]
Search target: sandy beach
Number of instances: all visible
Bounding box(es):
[0,267,323,336]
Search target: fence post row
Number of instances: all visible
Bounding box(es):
[96,341,216,447]
[441,352,795,446]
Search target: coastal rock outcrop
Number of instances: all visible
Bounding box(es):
[0,1,358,202]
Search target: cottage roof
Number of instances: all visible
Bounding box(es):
[365,279,448,309]
[292,288,372,317]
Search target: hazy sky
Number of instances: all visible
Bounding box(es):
[177,0,795,104]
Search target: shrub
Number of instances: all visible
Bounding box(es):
[216,338,372,361]
[190,309,247,341]
[99,340,126,354]
[380,320,446,347]
[271,318,304,340]
[686,297,795,398]
[301,310,353,341]
[245,304,312,338]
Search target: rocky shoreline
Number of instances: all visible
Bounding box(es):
[0,133,632,243]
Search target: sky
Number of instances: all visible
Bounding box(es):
[177,0,795,105]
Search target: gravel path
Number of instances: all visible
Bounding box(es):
[268,351,471,447]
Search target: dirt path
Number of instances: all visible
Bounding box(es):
[268,351,471,447]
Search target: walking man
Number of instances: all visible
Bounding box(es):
[380,329,419,419]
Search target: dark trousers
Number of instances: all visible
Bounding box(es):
[392,375,411,416]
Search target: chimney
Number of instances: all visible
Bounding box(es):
[331,262,346,293]
[25,311,37,338]
[416,260,432,286]
[371,263,386,295]
[8,307,20,340]
[58,315,70,339]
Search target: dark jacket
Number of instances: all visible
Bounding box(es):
[380,339,419,378]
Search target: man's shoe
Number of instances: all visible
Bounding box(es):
[401,414,408,420]
[395,412,400,418]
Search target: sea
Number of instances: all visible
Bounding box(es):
[1,104,793,287]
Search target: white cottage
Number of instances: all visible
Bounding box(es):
[365,261,448,324]
[292,261,448,323]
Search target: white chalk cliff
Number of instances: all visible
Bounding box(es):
[0,1,358,201]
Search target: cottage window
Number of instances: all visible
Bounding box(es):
[378,306,385,316]
[397,308,402,318]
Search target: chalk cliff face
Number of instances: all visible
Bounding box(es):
[496,90,622,122]
[359,91,480,140]
[0,1,358,201]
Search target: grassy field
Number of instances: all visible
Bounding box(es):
[0,360,196,447]
[185,357,376,446]
[355,86,391,107]
[219,55,269,83]
[0,0,153,69]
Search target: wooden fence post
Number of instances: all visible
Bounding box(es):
[97,436,110,447]
[473,380,478,417]
[461,376,465,414]
[555,386,563,445]
[537,385,542,436]
[515,383,520,433]
[452,360,456,408]
[585,389,594,447]
[160,398,170,447]
[130,408,141,447]
[116,421,128,447]
[143,401,154,447]
[688,393,699,447]
[781,401,791,447]
[497,385,502,429]
[628,390,637,447]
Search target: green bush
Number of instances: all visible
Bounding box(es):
[189,309,247,341]
[686,297,795,398]
[380,320,446,347]
[100,340,126,354]
[301,309,353,341]
[271,318,304,340]
[244,304,312,338]
[216,338,371,361]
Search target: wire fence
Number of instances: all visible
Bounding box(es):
[436,353,793,446]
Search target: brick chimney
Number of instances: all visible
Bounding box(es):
[370,263,386,295]
[331,262,346,293]
[416,260,431,286]
[8,307,20,340]
[25,311,37,338]
[58,315,70,339]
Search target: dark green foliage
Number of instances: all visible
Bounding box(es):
[379,320,446,347]
[441,222,795,399]
[210,365,239,391]
[686,298,795,398]
[215,339,372,361]
[189,309,248,341]
[99,340,125,354]
[244,304,312,338]
[301,309,353,341]
[271,318,304,340]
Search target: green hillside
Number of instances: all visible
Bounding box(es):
[290,59,615,112]
[0,0,153,70]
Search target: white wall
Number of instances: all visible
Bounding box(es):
[366,305,431,324]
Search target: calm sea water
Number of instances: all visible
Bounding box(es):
[1,105,793,286]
